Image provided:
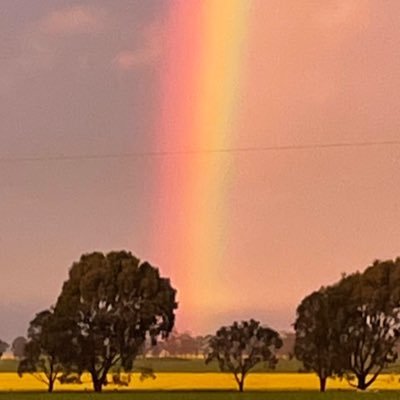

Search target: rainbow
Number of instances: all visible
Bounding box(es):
[151,1,250,332]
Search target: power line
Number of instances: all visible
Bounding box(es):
[1,139,400,163]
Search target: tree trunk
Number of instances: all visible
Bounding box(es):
[90,360,114,392]
[357,374,367,390]
[238,378,245,392]
[93,379,103,393]
[47,361,55,393]
[48,378,54,393]
[90,372,104,393]
[319,376,327,392]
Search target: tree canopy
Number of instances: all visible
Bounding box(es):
[0,340,8,359]
[54,250,177,392]
[205,319,282,392]
[11,336,27,359]
[17,309,72,392]
[334,260,400,389]
[294,289,342,391]
[295,259,400,390]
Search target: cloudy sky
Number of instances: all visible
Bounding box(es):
[1,0,400,341]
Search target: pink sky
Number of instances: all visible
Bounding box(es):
[1,0,400,340]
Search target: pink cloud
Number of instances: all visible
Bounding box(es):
[40,5,106,36]
[113,24,162,70]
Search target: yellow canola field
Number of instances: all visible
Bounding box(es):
[1,373,400,392]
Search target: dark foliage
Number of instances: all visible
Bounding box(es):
[11,336,27,359]
[0,340,8,359]
[54,250,177,392]
[205,319,282,392]
[294,289,342,391]
[17,310,73,392]
[295,259,400,390]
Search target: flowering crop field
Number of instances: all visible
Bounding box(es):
[0,393,399,400]
[0,373,400,392]
[0,358,305,373]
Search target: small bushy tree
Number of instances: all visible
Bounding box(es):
[11,337,27,359]
[0,340,8,359]
[18,310,72,392]
[206,319,282,392]
[294,289,341,391]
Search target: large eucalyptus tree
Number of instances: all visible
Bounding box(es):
[295,259,400,391]
[55,250,177,392]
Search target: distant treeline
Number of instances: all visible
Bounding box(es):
[0,252,399,393]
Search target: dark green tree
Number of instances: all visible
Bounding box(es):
[334,260,400,390]
[0,340,8,358]
[55,251,177,392]
[295,259,400,391]
[11,336,27,359]
[205,319,282,392]
[294,289,342,392]
[17,310,72,392]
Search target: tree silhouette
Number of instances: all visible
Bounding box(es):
[17,310,72,392]
[54,251,177,392]
[294,289,342,391]
[206,319,282,392]
[295,259,400,391]
[335,260,400,390]
[11,337,27,359]
[0,340,8,359]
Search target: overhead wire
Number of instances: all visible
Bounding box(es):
[1,139,400,164]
